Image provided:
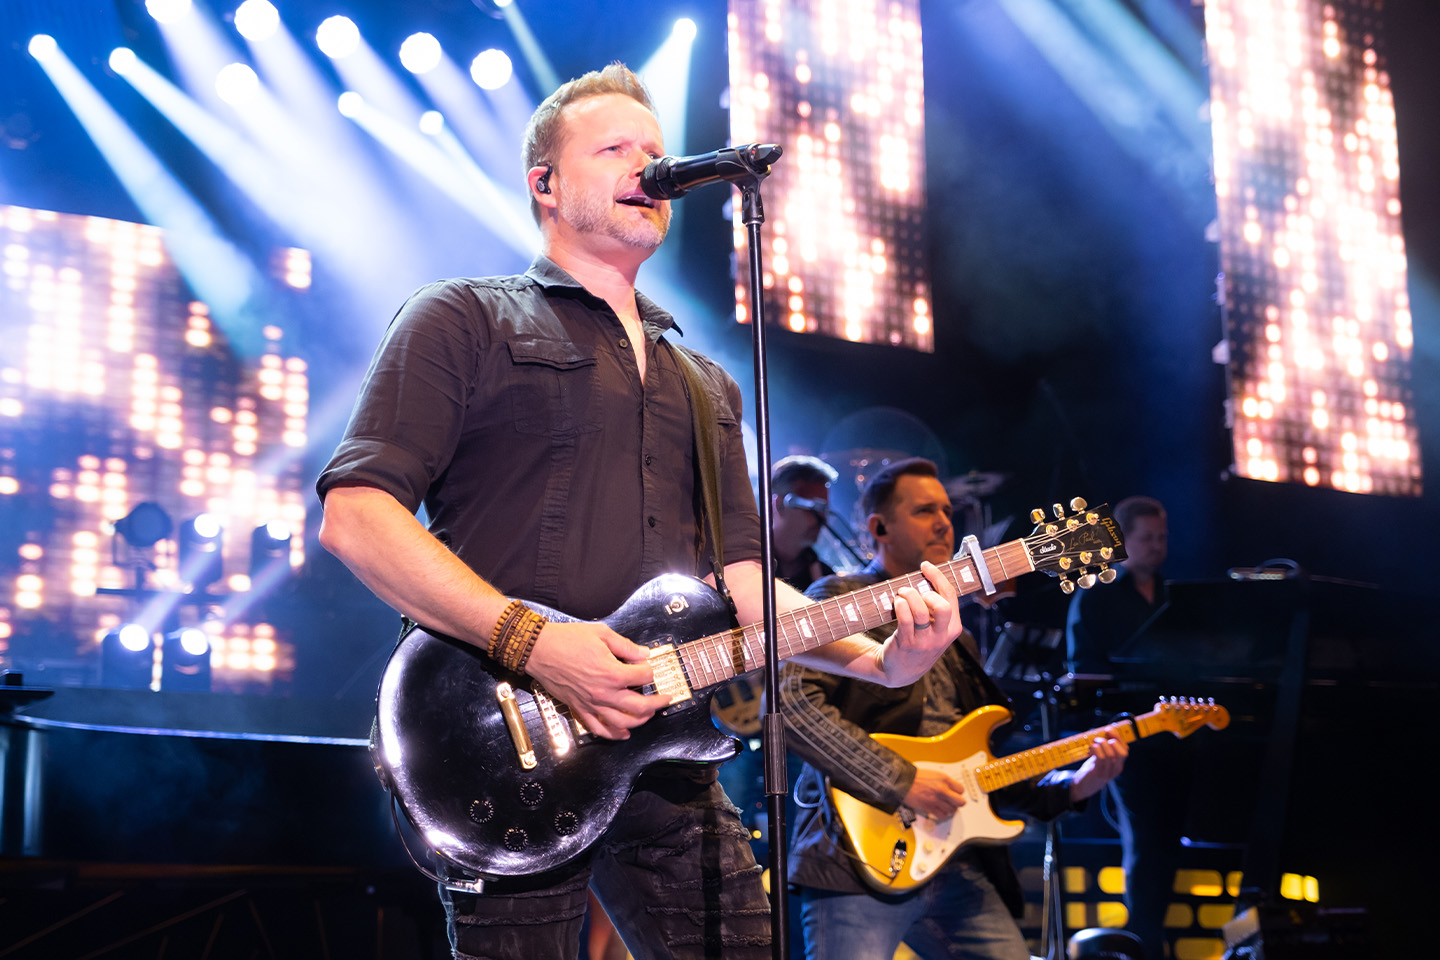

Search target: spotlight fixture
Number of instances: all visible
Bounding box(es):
[215,62,260,105]
[27,35,58,63]
[178,513,225,589]
[145,0,194,25]
[470,49,512,91]
[101,624,155,690]
[109,47,138,76]
[316,15,360,59]
[673,18,697,41]
[337,91,364,118]
[114,501,173,548]
[418,110,444,136]
[248,520,292,583]
[233,0,280,42]
[399,32,442,75]
[161,627,213,692]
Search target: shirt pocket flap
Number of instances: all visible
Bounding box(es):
[506,337,598,370]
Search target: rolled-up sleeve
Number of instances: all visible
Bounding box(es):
[316,280,485,511]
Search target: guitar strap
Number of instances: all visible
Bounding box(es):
[667,342,737,620]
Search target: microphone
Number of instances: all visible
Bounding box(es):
[781,494,828,518]
[640,143,783,200]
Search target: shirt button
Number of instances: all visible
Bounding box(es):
[644,455,654,466]
[618,337,629,348]
[648,516,657,528]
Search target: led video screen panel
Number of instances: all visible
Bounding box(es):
[1205,0,1420,495]
[0,205,310,689]
[727,0,932,350]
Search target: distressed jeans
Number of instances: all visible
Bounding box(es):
[441,772,773,960]
[797,858,1032,960]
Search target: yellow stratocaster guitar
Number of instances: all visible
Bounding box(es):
[830,699,1230,893]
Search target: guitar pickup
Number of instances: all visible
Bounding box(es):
[648,645,694,706]
[496,682,537,770]
[531,686,573,756]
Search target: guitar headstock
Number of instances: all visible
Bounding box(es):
[1152,698,1231,737]
[1023,498,1128,595]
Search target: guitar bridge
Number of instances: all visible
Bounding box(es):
[496,682,537,770]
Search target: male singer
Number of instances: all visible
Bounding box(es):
[317,63,965,959]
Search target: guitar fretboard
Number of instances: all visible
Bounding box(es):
[974,706,1219,792]
[675,540,1035,693]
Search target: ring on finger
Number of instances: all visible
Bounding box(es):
[913,621,933,631]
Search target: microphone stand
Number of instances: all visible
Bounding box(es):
[729,151,791,960]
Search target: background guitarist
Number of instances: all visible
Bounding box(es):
[776,458,1128,960]
[316,65,966,960]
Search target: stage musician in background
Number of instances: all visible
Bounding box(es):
[777,457,1127,960]
[769,455,840,592]
[316,64,964,959]
[1065,495,1180,960]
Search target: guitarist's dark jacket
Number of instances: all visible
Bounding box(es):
[777,563,1082,915]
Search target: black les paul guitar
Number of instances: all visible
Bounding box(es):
[374,500,1125,881]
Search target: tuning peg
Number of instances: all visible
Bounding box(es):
[1052,503,1065,519]
[1059,577,1076,595]
[1098,566,1117,584]
[1077,572,1098,590]
[1100,547,1114,561]
[1069,497,1088,512]
[1079,551,1093,564]
[1066,516,1081,531]
[1030,508,1046,524]
[1058,557,1072,571]
[1085,511,1100,525]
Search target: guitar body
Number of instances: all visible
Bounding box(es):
[830,705,1025,893]
[374,574,740,879]
[829,697,1229,894]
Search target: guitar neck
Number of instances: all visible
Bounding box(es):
[676,541,1035,692]
[975,708,1174,792]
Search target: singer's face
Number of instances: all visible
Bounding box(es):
[551,94,671,254]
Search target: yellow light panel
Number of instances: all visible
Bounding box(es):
[728,0,933,350]
[1206,0,1420,495]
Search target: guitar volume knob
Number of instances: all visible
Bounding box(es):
[519,780,545,808]
[554,810,580,836]
[503,828,528,851]
[468,799,494,824]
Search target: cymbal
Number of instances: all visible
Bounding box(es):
[944,471,1009,499]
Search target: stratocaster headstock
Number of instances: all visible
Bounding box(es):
[1151,697,1231,737]
[1023,498,1127,595]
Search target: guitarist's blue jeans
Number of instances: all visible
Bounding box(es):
[797,857,1031,960]
[440,772,773,959]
